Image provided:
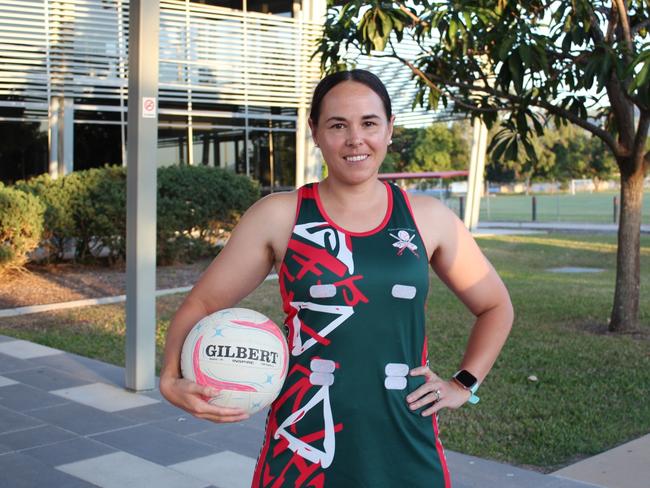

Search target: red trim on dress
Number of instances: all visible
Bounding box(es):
[422,337,450,486]
[276,187,305,271]
[313,181,393,237]
[301,185,316,200]
[421,337,428,367]
[432,414,452,488]
[294,186,306,224]
[252,403,280,487]
[400,188,428,255]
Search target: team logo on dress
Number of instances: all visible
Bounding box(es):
[390,229,419,257]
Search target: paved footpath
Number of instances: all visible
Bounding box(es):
[477,221,650,234]
[0,334,633,488]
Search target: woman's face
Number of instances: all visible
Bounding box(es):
[309,81,394,185]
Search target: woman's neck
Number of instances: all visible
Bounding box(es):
[318,176,385,210]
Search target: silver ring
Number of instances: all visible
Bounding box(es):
[434,389,442,402]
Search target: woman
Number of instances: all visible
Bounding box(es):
[160,69,513,487]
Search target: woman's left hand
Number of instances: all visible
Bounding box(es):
[406,366,471,416]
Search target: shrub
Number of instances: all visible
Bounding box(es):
[157,165,260,263]
[67,166,126,263]
[15,165,260,265]
[15,173,76,260]
[0,186,45,273]
[16,167,127,264]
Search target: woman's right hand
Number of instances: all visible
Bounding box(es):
[159,375,250,423]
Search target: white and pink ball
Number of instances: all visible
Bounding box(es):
[180,308,289,415]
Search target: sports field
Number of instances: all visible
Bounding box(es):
[442,191,650,224]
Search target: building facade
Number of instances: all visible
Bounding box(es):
[1,0,454,188]
[0,0,326,189]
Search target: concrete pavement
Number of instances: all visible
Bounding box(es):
[0,335,616,488]
[477,221,650,234]
[552,435,650,488]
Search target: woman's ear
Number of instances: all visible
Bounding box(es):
[308,118,318,147]
[387,114,396,141]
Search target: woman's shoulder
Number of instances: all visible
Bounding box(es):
[241,189,299,233]
[403,191,452,220]
[249,188,299,214]
[402,191,459,256]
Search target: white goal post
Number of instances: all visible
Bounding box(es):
[569,178,595,195]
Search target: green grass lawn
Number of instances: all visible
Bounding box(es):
[445,191,650,224]
[1,232,649,472]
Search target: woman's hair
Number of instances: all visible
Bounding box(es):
[309,69,392,125]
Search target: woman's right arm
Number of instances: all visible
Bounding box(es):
[159,191,296,423]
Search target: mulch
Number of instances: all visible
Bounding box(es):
[0,259,212,309]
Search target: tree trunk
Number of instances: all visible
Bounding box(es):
[609,164,645,332]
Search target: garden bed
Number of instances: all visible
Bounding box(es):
[0,259,212,309]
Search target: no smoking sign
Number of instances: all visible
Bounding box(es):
[142,97,157,119]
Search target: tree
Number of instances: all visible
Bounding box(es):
[486,127,557,191]
[543,125,618,185]
[383,122,470,173]
[410,122,470,172]
[317,1,649,332]
[382,126,420,172]
[486,124,618,187]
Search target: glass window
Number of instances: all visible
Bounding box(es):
[192,130,215,166]
[192,1,243,9]
[216,130,246,173]
[219,139,238,171]
[249,129,295,192]
[74,123,123,171]
[192,0,293,15]
[191,128,246,173]
[158,128,189,167]
[0,121,48,183]
[248,0,293,15]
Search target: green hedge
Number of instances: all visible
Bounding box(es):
[15,174,75,260]
[68,166,126,262]
[0,185,45,273]
[16,167,125,262]
[157,165,260,263]
[13,165,259,265]
[16,168,126,262]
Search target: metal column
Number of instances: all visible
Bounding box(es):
[296,0,326,186]
[125,0,159,392]
[48,96,74,178]
[48,97,60,178]
[59,98,74,176]
[295,106,307,187]
[463,117,488,230]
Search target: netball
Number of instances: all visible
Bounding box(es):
[180,308,289,415]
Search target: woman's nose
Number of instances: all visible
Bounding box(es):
[346,128,362,146]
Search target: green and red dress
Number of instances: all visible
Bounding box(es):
[252,181,451,487]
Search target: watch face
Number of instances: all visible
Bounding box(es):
[455,370,477,388]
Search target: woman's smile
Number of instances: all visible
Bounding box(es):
[343,154,370,162]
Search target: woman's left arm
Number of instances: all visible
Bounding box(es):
[406,196,514,416]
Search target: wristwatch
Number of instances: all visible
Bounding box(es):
[452,370,480,405]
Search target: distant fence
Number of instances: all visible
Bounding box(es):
[472,193,649,224]
[405,176,650,224]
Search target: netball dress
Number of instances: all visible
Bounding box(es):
[251,181,451,488]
